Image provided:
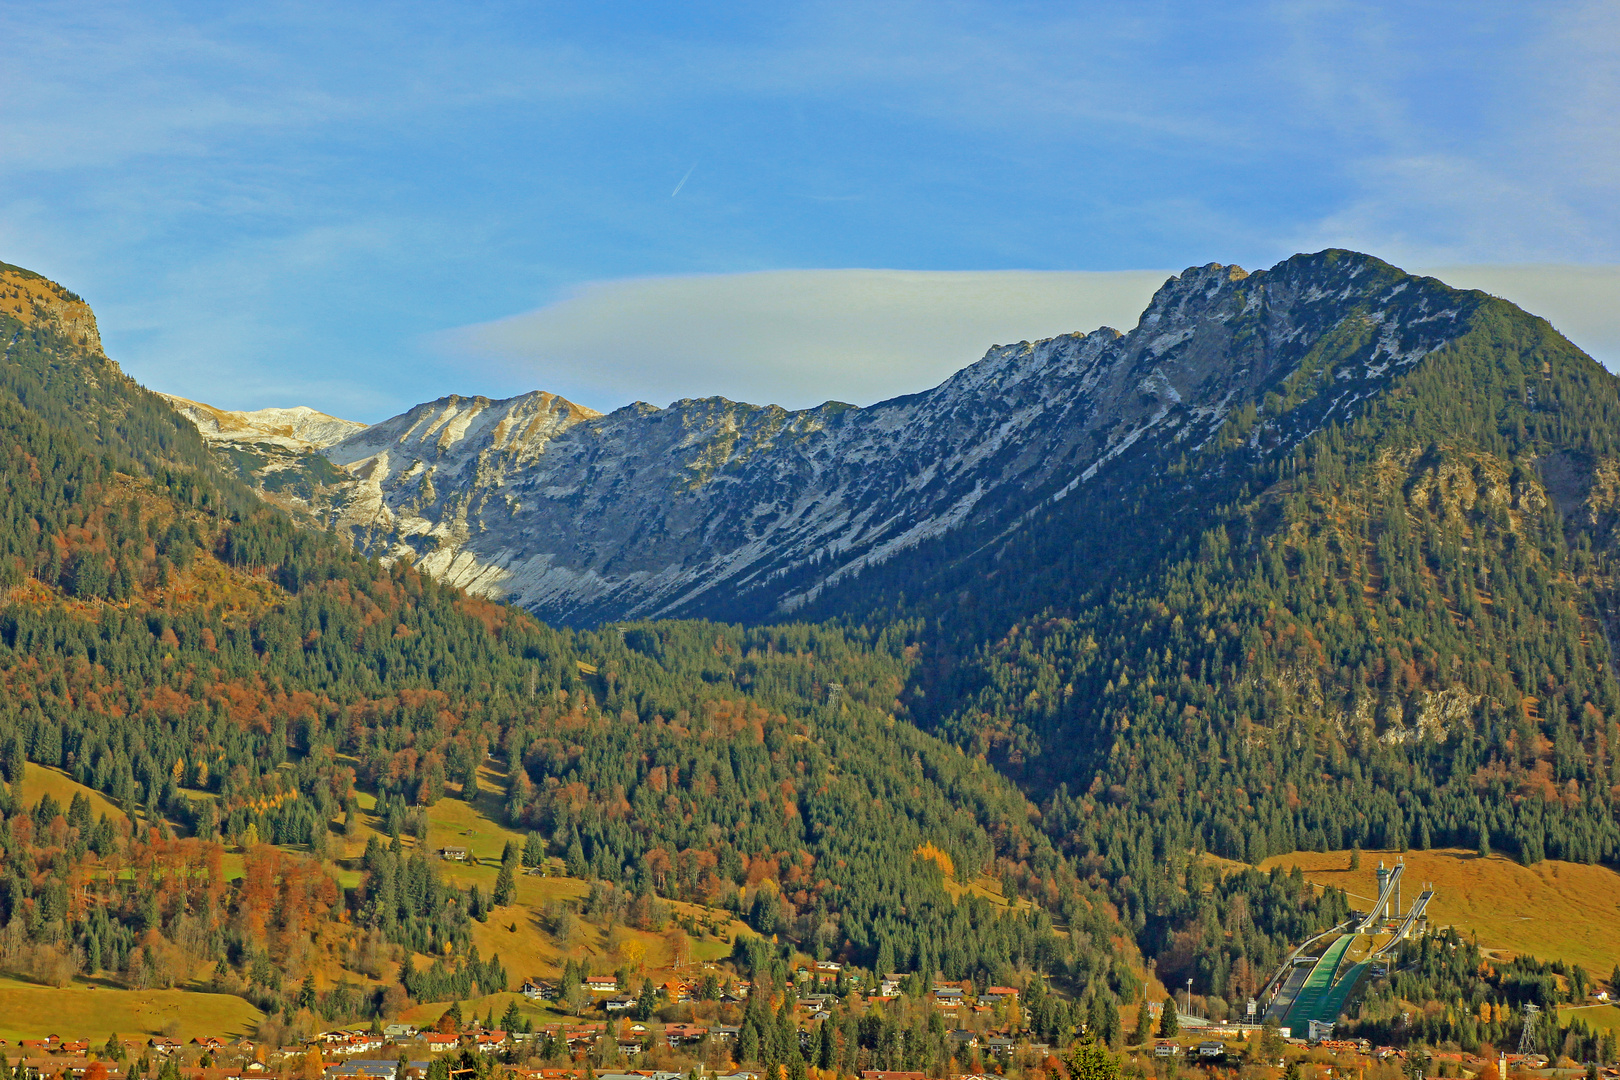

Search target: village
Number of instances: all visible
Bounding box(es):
[4,958,1615,1080]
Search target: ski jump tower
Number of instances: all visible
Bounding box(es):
[1375,860,1402,920]
[1361,857,1434,943]
[1363,858,1405,929]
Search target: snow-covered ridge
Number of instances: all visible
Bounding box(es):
[169,251,1488,625]
[158,394,368,451]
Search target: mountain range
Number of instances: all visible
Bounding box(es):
[186,252,1485,628]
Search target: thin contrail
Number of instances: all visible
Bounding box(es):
[671,162,697,197]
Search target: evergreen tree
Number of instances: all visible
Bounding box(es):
[1159,998,1178,1038]
[493,863,515,907]
[636,979,657,1021]
[817,1021,835,1069]
[875,939,895,977]
[1131,997,1153,1046]
[1065,1035,1119,1080]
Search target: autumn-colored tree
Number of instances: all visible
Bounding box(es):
[617,937,647,973]
[643,847,673,893]
[912,842,955,878]
[238,844,278,942]
[666,927,691,969]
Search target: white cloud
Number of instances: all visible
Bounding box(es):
[442,263,1620,415]
[439,269,1171,412]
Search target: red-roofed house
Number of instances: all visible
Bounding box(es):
[663,1025,708,1046]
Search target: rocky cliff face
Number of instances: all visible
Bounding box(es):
[312,250,1479,624]
[1,262,104,354]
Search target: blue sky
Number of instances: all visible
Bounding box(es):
[1,1,1616,419]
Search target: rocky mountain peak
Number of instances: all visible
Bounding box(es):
[328,389,600,467]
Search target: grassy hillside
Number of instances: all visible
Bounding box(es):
[1263,847,1620,977]
[0,976,262,1042]
[20,761,125,822]
[1560,1004,1620,1035]
[336,764,747,979]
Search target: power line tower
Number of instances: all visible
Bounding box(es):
[1518,1003,1541,1057]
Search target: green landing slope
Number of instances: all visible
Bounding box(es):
[1282,934,1354,1031]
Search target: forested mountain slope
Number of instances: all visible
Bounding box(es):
[803,254,1620,964]
[269,249,1620,890]
[1,261,247,505]
[0,260,1160,1025]
[148,250,1620,1017]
